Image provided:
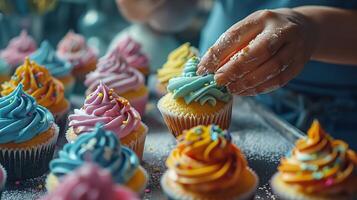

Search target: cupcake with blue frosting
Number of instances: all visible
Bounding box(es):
[157,56,232,138]
[46,124,148,194]
[30,41,74,97]
[0,84,59,180]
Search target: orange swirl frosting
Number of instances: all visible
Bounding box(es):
[166,125,249,192]
[278,120,357,194]
[1,58,68,114]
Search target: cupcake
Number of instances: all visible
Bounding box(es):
[1,58,70,129]
[0,30,37,73]
[41,163,139,200]
[30,41,75,97]
[271,120,357,200]
[47,124,148,194]
[0,59,11,82]
[85,53,148,116]
[156,42,199,96]
[110,36,150,78]
[0,164,7,198]
[161,125,259,200]
[67,82,148,159]
[0,84,59,180]
[158,57,232,138]
[57,31,97,79]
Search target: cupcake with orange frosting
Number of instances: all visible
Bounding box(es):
[0,30,37,73]
[30,41,74,97]
[85,53,148,116]
[0,84,59,180]
[57,31,97,78]
[110,36,150,78]
[271,120,357,200]
[67,82,148,159]
[1,58,70,127]
[161,125,259,200]
[156,43,199,96]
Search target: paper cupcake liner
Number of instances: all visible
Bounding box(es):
[158,100,232,138]
[121,123,148,160]
[0,124,59,181]
[161,168,258,200]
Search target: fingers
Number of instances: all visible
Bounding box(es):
[197,12,265,75]
[226,42,296,94]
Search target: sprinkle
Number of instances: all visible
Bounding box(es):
[21,94,27,97]
[337,145,346,152]
[38,184,43,189]
[38,83,43,88]
[122,120,128,125]
[300,163,318,171]
[312,172,324,180]
[211,132,218,141]
[109,96,113,100]
[98,93,103,97]
[145,189,151,193]
[194,128,202,134]
[325,178,334,186]
[204,83,209,86]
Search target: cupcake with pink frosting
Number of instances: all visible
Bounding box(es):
[0,30,37,73]
[110,36,150,77]
[67,82,148,159]
[85,53,148,116]
[41,163,139,200]
[57,31,97,79]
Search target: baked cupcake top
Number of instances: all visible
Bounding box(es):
[157,43,199,85]
[57,31,97,69]
[69,82,141,139]
[111,36,149,74]
[50,124,140,184]
[166,125,249,192]
[30,41,73,78]
[0,164,7,189]
[278,120,357,194]
[1,58,68,114]
[0,84,54,144]
[167,57,231,106]
[0,30,37,68]
[42,163,139,200]
[85,53,145,95]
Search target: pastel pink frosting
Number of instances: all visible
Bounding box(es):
[57,31,97,69]
[0,164,6,189]
[111,36,149,72]
[68,82,141,138]
[40,163,139,200]
[0,30,37,68]
[85,53,145,95]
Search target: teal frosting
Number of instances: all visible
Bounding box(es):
[30,41,73,78]
[167,57,231,106]
[0,59,11,76]
[0,84,54,144]
[49,124,139,184]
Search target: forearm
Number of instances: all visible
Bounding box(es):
[294,6,357,65]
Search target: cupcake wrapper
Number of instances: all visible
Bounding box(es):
[158,100,232,138]
[121,123,148,160]
[0,124,59,181]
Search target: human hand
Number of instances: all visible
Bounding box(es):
[197,9,317,96]
[116,0,165,22]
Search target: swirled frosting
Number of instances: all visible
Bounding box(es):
[85,53,145,95]
[278,120,357,194]
[0,30,37,68]
[167,57,231,106]
[166,125,249,192]
[1,58,68,114]
[57,31,97,69]
[69,82,141,139]
[157,43,198,85]
[50,124,139,184]
[111,36,149,73]
[0,84,54,144]
[30,41,73,78]
[42,163,139,200]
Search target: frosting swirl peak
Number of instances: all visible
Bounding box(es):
[0,84,54,144]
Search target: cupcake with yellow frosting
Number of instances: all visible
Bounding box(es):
[1,58,70,128]
[47,124,148,194]
[156,43,199,96]
[0,84,59,180]
[271,120,357,200]
[161,125,259,200]
[157,57,232,138]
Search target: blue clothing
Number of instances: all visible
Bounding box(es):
[200,0,357,149]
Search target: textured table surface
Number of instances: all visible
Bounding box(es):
[2,96,299,200]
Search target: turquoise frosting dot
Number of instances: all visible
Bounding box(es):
[0,84,54,144]
[49,124,139,184]
[167,57,231,106]
[30,40,73,77]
